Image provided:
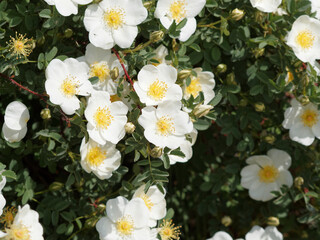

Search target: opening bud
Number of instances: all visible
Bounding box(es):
[294,176,304,189]
[221,216,232,227]
[264,135,276,144]
[254,102,265,112]
[267,217,280,226]
[110,67,119,80]
[231,9,245,21]
[125,122,136,134]
[40,108,51,120]
[216,64,227,74]
[193,104,213,118]
[150,30,165,43]
[150,146,163,158]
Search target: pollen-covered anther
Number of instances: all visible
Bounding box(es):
[295,30,315,50]
[147,79,168,101]
[169,0,187,23]
[116,216,134,236]
[104,8,125,29]
[156,116,175,136]
[90,62,110,82]
[258,165,279,183]
[140,194,154,210]
[7,33,34,58]
[186,77,202,98]
[86,147,106,166]
[159,219,181,240]
[301,109,318,127]
[94,106,114,129]
[60,76,79,97]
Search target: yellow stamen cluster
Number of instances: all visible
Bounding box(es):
[295,30,315,50]
[0,207,16,227]
[5,223,31,240]
[147,79,168,101]
[7,33,34,58]
[86,146,106,166]
[156,116,175,136]
[104,8,125,29]
[159,219,181,240]
[170,0,186,23]
[90,62,110,82]
[116,216,134,237]
[258,165,279,183]
[186,77,202,98]
[301,109,318,127]
[60,77,79,97]
[94,106,114,129]
[140,194,154,210]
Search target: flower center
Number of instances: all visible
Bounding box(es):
[94,106,114,129]
[301,109,318,127]
[90,62,110,82]
[104,8,125,29]
[60,77,78,97]
[295,30,315,50]
[116,216,134,236]
[0,207,16,227]
[159,220,181,240]
[156,116,175,136]
[147,79,168,101]
[5,224,31,240]
[8,33,33,58]
[186,77,202,98]
[258,165,279,183]
[170,0,186,23]
[86,147,106,166]
[140,194,154,210]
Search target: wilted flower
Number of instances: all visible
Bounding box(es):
[132,185,166,227]
[44,0,93,16]
[154,0,206,41]
[84,0,148,49]
[240,149,293,202]
[80,138,121,180]
[286,15,320,63]
[45,58,93,115]
[282,98,320,146]
[7,33,34,58]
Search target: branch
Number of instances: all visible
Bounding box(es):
[112,48,135,90]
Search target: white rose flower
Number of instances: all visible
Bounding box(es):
[150,45,171,66]
[182,68,215,105]
[282,98,320,146]
[138,101,193,149]
[134,64,182,106]
[96,196,151,240]
[245,226,283,240]
[0,204,44,240]
[2,101,29,143]
[80,138,121,180]
[44,0,93,17]
[45,58,93,115]
[132,185,166,227]
[207,231,244,240]
[84,0,148,49]
[286,15,320,63]
[249,0,281,13]
[310,0,320,20]
[84,91,128,145]
[240,149,293,202]
[155,0,206,41]
[78,43,124,94]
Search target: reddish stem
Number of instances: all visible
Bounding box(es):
[0,73,71,127]
[112,48,135,90]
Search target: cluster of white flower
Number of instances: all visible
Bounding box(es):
[2,101,29,143]
[208,225,283,240]
[96,185,180,240]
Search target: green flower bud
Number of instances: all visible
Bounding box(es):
[178,69,192,80]
[49,182,64,191]
[193,104,213,118]
[150,30,165,43]
[254,102,265,112]
[64,28,73,38]
[40,108,51,120]
[125,122,136,134]
[264,135,276,144]
[150,146,163,158]
[294,176,304,189]
[221,216,232,227]
[110,67,119,80]
[216,64,227,74]
[231,9,245,21]
[267,216,280,226]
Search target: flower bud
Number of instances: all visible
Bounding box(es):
[216,64,227,74]
[231,9,245,21]
[178,69,192,80]
[125,122,136,134]
[172,39,179,52]
[85,217,99,229]
[49,182,64,191]
[150,30,165,43]
[143,1,154,9]
[252,48,265,58]
[294,176,304,189]
[264,135,276,144]
[193,104,213,118]
[150,146,163,158]
[40,108,51,120]
[267,217,280,226]
[239,99,248,107]
[299,96,310,106]
[226,72,236,85]
[221,216,232,227]
[64,28,73,38]
[254,102,265,112]
[110,67,119,80]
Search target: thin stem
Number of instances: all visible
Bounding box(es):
[122,40,152,54]
[112,48,135,90]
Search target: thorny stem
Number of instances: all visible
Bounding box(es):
[112,48,135,90]
[0,73,71,127]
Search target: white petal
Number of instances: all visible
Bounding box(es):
[54,0,78,16]
[245,226,265,240]
[89,27,115,50]
[112,25,138,49]
[2,124,27,143]
[106,196,128,223]
[178,17,197,42]
[124,198,149,228]
[123,0,148,25]
[289,122,315,146]
[209,231,233,240]
[4,101,29,130]
[185,0,206,17]
[267,149,291,170]
[264,226,283,240]
[96,217,117,239]
[276,171,293,188]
